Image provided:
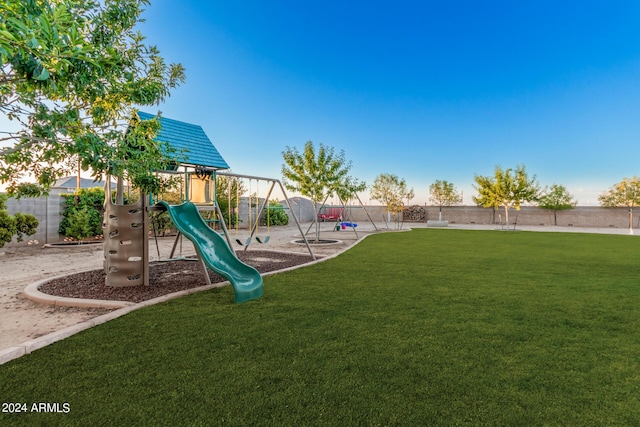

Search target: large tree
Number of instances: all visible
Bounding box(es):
[473,164,540,228]
[370,173,414,228]
[598,177,640,234]
[281,141,352,241]
[537,183,576,225]
[429,179,462,221]
[0,0,185,197]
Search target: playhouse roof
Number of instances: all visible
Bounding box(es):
[138,111,230,170]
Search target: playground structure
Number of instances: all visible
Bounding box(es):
[306,192,379,240]
[101,112,314,304]
[102,180,149,287]
[215,172,314,253]
[156,200,263,303]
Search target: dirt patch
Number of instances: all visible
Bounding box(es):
[39,251,317,303]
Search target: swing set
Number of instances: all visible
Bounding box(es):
[232,178,272,246]
[303,191,379,240]
[150,166,315,260]
[215,172,316,260]
[220,173,299,251]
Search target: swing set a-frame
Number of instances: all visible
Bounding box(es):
[215,171,315,257]
[306,191,379,240]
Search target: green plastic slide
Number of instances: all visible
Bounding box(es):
[156,201,263,304]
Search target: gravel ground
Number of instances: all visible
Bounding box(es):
[38,250,317,303]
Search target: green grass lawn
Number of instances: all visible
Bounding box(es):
[2,229,640,425]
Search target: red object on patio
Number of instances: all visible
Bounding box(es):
[318,207,343,222]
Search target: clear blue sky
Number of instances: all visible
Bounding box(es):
[16,1,640,205]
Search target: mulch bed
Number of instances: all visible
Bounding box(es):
[39,251,316,303]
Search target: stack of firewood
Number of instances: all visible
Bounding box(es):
[403,205,426,222]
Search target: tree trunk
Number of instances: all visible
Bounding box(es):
[503,205,509,228]
[313,201,320,242]
[116,176,124,204]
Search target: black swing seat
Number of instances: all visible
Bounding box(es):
[236,237,252,246]
[256,236,270,244]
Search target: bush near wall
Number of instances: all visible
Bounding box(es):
[151,191,181,235]
[0,194,39,247]
[265,203,289,226]
[58,188,108,240]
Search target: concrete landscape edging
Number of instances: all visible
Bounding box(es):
[2,229,384,366]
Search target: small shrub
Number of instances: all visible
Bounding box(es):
[64,206,95,240]
[152,190,181,234]
[13,212,39,242]
[217,198,240,227]
[265,203,289,226]
[150,211,175,236]
[0,195,39,247]
[0,210,17,247]
[59,188,107,238]
[225,213,240,227]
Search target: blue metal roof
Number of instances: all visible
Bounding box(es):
[137,111,229,170]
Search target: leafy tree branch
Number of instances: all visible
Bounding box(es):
[0,0,185,197]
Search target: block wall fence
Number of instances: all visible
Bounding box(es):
[308,205,639,229]
[4,194,65,247]
[3,195,638,248]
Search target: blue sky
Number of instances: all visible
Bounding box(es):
[6,1,640,204]
[135,0,640,205]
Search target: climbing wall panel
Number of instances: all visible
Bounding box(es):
[103,195,148,287]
